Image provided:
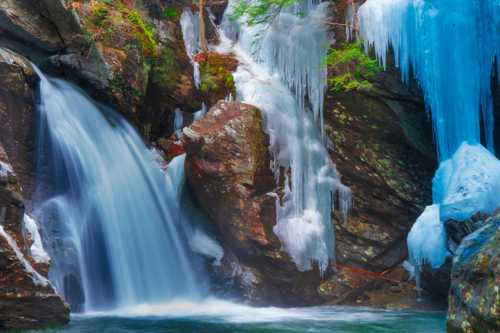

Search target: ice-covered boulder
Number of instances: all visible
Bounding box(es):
[408,143,500,271]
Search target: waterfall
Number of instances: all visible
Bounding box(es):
[218,0,351,274]
[32,69,204,312]
[358,0,500,275]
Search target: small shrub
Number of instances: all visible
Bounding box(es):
[326,41,382,92]
[93,6,109,26]
[127,9,158,57]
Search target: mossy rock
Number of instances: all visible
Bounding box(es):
[197,52,238,106]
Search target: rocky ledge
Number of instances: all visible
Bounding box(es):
[0,47,69,330]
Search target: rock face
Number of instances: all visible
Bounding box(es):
[0,0,203,140]
[0,47,37,198]
[0,48,69,330]
[322,71,434,302]
[447,216,500,333]
[184,101,321,305]
[318,0,436,305]
[0,144,70,331]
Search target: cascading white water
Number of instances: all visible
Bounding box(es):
[32,69,204,312]
[218,0,351,274]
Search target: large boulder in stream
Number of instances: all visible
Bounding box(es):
[183,101,322,306]
[0,47,70,330]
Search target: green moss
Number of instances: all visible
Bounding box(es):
[110,74,145,99]
[152,47,178,86]
[127,9,158,57]
[93,6,109,26]
[326,42,382,92]
[199,55,236,96]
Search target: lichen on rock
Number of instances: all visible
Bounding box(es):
[447,215,500,333]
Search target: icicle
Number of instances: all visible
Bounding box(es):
[180,8,201,89]
[23,214,50,264]
[174,108,184,139]
[359,0,500,160]
[220,0,351,274]
[193,103,207,120]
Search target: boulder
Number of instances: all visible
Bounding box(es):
[447,216,500,333]
[184,101,321,305]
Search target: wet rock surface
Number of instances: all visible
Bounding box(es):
[318,0,437,306]
[447,216,500,333]
[325,67,435,273]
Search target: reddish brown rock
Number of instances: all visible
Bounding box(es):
[0,48,69,331]
[0,48,38,199]
[184,101,321,305]
[0,216,70,330]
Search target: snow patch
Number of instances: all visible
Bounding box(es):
[407,143,500,271]
[23,214,51,264]
[0,160,12,178]
[0,225,49,286]
[434,143,500,221]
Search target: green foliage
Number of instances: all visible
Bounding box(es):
[230,0,299,26]
[93,6,109,26]
[163,7,179,19]
[102,0,114,5]
[199,57,236,96]
[326,42,382,92]
[127,9,158,57]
